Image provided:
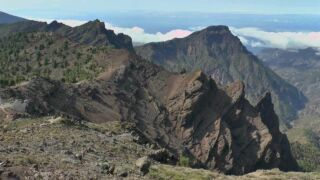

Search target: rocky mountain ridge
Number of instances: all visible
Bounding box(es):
[135,26,306,122]
[0,20,133,50]
[0,17,300,176]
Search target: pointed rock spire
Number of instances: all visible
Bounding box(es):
[256,92,280,131]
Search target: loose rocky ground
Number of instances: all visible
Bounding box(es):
[0,117,319,180]
[0,117,155,179]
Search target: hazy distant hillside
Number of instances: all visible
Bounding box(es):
[0,11,27,24]
[136,26,306,122]
[258,48,320,116]
[259,48,320,69]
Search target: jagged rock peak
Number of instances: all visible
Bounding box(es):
[79,19,107,31]
[256,92,280,131]
[225,81,245,102]
[49,20,59,25]
[64,19,133,50]
[256,92,273,109]
[189,70,207,83]
[47,20,69,30]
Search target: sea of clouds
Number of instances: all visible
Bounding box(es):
[33,18,320,50]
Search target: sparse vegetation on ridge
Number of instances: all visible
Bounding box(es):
[0,32,118,87]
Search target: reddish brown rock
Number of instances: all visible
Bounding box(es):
[0,52,299,175]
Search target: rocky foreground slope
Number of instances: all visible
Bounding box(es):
[135,26,306,122]
[0,117,313,179]
[0,19,300,178]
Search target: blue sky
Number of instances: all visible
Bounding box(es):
[1,0,320,18]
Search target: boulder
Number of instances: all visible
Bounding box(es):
[135,156,151,174]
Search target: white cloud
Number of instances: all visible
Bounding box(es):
[104,23,192,43]
[237,36,249,45]
[230,27,320,50]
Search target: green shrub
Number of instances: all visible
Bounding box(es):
[179,154,191,167]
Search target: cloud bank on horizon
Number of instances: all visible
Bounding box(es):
[231,27,320,50]
[35,18,320,50]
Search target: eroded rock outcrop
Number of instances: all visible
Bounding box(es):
[0,53,299,174]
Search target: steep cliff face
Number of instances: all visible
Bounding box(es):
[135,26,306,122]
[60,20,133,50]
[0,52,299,174]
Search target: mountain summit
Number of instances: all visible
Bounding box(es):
[135,26,306,122]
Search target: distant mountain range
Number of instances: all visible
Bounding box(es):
[258,47,320,116]
[259,48,320,69]
[135,26,306,122]
[0,11,27,24]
